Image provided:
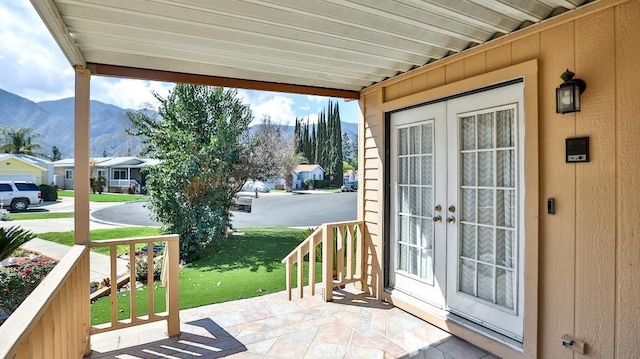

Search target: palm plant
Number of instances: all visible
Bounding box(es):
[0,127,43,156]
[0,226,35,261]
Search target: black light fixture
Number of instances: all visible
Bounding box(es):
[556,69,586,114]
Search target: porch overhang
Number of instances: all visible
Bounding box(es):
[30,0,587,97]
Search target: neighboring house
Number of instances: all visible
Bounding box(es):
[0,154,53,185]
[343,169,357,183]
[54,157,159,193]
[293,164,324,189]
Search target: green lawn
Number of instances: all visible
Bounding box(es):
[89,227,320,325]
[10,212,75,220]
[38,227,162,255]
[57,190,147,202]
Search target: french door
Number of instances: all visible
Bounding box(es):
[389,83,525,340]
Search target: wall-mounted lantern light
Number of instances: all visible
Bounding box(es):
[556,69,586,114]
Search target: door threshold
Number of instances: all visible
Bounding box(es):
[386,288,524,352]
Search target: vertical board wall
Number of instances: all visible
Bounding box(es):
[358,0,640,358]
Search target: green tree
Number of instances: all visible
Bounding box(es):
[49,146,62,161]
[0,127,42,156]
[127,84,254,262]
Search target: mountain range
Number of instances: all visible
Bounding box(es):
[0,88,358,159]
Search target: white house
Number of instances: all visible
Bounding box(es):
[293,164,324,189]
[54,157,159,193]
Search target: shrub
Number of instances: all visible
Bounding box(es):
[0,263,56,322]
[131,254,164,284]
[38,184,58,201]
[314,179,331,188]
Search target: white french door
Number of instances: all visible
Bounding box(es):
[389,83,525,340]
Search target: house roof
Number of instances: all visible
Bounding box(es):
[0,154,51,171]
[31,0,586,97]
[295,164,324,173]
[54,156,157,168]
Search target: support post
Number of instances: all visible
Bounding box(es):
[166,238,180,337]
[74,66,91,245]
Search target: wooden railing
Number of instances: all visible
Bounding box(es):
[282,220,365,302]
[0,235,180,359]
[88,235,180,336]
[0,245,92,358]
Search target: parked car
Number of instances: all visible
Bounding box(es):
[0,181,42,212]
[341,181,358,192]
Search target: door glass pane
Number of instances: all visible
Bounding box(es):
[399,158,408,184]
[478,189,494,225]
[410,157,420,184]
[461,224,476,259]
[461,189,476,222]
[398,243,407,271]
[409,217,418,245]
[477,113,494,149]
[399,187,409,213]
[409,126,419,154]
[421,156,433,186]
[496,109,515,148]
[422,123,433,154]
[421,219,434,249]
[399,128,408,155]
[496,268,514,309]
[477,263,494,302]
[496,189,515,228]
[460,258,476,296]
[421,188,433,218]
[461,116,476,150]
[478,227,494,264]
[410,247,419,275]
[421,249,434,284]
[462,153,476,186]
[410,187,419,215]
[497,150,514,188]
[496,229,515,268]
[478,151,494,187]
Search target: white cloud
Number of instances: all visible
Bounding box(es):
[91,78,173,110]
[306,95,325,103]
[250,95,297,126]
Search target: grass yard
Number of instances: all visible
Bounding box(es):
[38,227,162,255]
[57,190,147,202]
[89,227,320,325]
[9,212,75,220]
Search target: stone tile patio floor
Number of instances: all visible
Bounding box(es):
[88,286,499,359]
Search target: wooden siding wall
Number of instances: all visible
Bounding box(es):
[358,0,640,358]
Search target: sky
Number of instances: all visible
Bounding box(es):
[0,0,359,126]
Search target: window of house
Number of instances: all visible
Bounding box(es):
[65,169,73,180]
[113,170,127,179]
[97,169,106,178]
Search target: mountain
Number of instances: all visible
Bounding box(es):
[0,88,358,158]
[0,89,144,158]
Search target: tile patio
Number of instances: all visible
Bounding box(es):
[88,286,499,359]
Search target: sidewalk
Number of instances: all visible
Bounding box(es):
[21,237,129,283]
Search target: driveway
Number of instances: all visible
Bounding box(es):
[91,191,358,228]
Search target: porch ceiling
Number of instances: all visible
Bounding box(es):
[31,0,586,97]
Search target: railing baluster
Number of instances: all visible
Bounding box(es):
[148,241,155,320]
[308,236,315,296]
[336,226,344,284]
[322,224,333,302]
[297,249,303,299]
[285,257,292,301]
[357,223,365,285]
[129,243,137,322]
[110,245,118,326]
[346,225,354,280]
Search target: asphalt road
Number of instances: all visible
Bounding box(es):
[91,191,357,228]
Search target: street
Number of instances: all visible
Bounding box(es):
[91,191,358,228]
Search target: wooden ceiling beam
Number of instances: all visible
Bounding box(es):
[87,63,361,99]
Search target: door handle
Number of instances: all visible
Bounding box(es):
[447,216,456,224]
[433,216,442,223]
